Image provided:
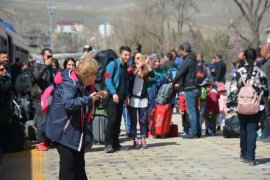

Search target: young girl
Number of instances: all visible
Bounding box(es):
[128,53,151,149]
[217,82,227,129]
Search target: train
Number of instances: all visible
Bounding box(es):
[0,23,29,64]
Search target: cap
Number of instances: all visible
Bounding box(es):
[180,42,192,52]
[199,78,211,87]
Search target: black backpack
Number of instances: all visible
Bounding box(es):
[94,49,118,91]
[195,61,207,85]
[15,68,34,96]
[223,114,240,138]
[156,84,174,105]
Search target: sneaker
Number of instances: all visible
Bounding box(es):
[182,134,197,139]
[248,160,256,166]
[141,138,148,149]
[133,140,140,150]
[240,155,248,163]
[104,145,114,153]
[36,142,49,151]
[113,144,122,151]
[179,131,187,136]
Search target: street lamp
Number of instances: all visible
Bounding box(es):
[47,5,55,51]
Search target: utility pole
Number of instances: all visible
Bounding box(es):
[47,5,55,51]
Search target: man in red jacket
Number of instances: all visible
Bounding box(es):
[201,79,219,136]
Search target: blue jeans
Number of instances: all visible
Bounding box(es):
[33,100,46,143]
[238,113,259,161]
[184,88,201,136]
[122,104,131,134]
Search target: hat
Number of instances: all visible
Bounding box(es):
[199,78,211,87]
[180,42,192,52]
[217,82,227,92]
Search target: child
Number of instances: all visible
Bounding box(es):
[217,82,227,129]
[201,79,219,136]
[179,91,190,135]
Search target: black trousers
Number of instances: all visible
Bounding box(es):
[56,143,87,180]
[105,96,123,146]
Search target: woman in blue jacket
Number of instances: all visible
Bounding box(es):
[46,56,98,180]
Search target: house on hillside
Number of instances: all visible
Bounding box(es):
[55,21,84,34]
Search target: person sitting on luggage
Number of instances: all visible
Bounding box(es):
[226,48,267,166]
[201,79,219,136]
[0,62,16,153]
[127,53,151,149]
[45,55,98,179]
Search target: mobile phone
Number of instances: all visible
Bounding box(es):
[96,90,108,99]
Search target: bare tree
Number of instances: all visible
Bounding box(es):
[232,0,270,47]
[170,0,197,49]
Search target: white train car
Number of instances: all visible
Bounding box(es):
[0,24,8,52]
[0,23,29,64]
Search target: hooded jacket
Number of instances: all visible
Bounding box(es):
[45,69,92,151]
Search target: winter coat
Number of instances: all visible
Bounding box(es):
[45,69,93,151]
[205,89,219,114]
[226,64,268,110]
[32,60,53,99]
[172,53,197,90]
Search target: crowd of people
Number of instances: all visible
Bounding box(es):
[1,41,270,179]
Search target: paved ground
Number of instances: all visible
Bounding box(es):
[44,113,270,180]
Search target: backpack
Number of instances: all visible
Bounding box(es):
[237,70,262,115]
[41,71,63,113]
[94,49,118,91]
[15,68,34,96]
[168,67,178,81]
[156,84,174,105]
[195,61,207,85]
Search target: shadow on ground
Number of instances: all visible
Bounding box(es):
[256,158,270,165]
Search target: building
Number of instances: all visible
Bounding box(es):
[55,21,84,34]
[99,22,113,37]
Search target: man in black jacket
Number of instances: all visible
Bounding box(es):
[172,42,201,138]
[32,48,54,151]
[215,54,227,83]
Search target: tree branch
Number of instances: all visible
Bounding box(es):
[233,0,251,23]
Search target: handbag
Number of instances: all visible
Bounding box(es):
[169,123,179,137]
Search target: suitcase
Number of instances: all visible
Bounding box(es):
[149,104,173,136]
[91,108,108,144]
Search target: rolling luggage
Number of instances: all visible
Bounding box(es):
[149,104,173,137]
[91,108,108,144]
